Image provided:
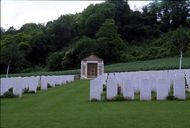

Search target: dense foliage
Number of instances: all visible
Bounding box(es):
[1,0,190,74]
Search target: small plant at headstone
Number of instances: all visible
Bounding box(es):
[0,88,18,98]
[151,91,157,100]
[166,84,178,100]
[24,88,36,94]
[23,88,29,93]
[101,91,106,101]
[91,98,99,102]
[37,86,41,90]
[112,95,125,101]
[47,83,52,88]
[118,86,122,95]
[103,84,106,92]
[185,91,190,100]
[55,84,60,87]
[185,75,189,89]
[134,91,140,100]
[124,96,133,101]
[28,90,36,93]
[166,95,178,100]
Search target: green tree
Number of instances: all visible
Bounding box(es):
[62,36,97,69]
[26,32,54,65]
[0,41,25,75]
[96,19,126,63]
[47,50,66,71]
[5,26,17,35]
[46,14,78,50]
[19,23,45,34]
[18,42,32,56]
[172,26,190,69]
[79,2,116,37]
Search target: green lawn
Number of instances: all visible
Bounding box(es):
[1,57,190,77]
[105,57,190,72]
[1,80,190,128]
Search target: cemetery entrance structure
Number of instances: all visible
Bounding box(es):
[81,54,104,79]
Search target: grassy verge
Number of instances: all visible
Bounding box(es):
[105,57,190,72]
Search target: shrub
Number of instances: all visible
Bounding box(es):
[23,88,29,93]
[47,51,66,71]
[23,88,36,94]
[186,91,190,100]
[134,91,140,100]
[0,88,18,98]
[123,96,133,101]
[151,91,157,100]
[55,84,60,87]
[91,98,99,102]
[103,84,106,92]
[101,91,106,101]
[118,86,122,95]
[27,91,36,94]
[166,84,178,100]
[47,83,53,88]
[111,95,125,101]
[166,95,178,100]
[37,86,41,90]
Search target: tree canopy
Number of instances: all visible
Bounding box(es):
[1,0,190,74]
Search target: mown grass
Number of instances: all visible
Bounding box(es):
[1,57,190,77]
[105,57,190,72]
[1,80,190,128]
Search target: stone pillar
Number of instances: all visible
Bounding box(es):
[81,61,87,79]
[98,62,104,76]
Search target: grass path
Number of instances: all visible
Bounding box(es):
[1,80,190,128]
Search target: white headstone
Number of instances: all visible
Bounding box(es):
[156,78,169,100]
[28,77,38,93]
[90,79,101,101]
[106,76,117,100]
[47,76,56,87]
[186,71,190,88]
[13,78,23,97]
[131,77,140,93]
[173,77,185,100]
[140,79,151,101]
[41,76,47,90]
[0,78,12,95]
[123,79,134,100]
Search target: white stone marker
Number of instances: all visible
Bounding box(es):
[13,78,23,97]
[186,71,190,89]
[45,76,55,87]
[90,79,101,101]
[123,79,134,100]
[156,78,169,100]
[22,77,29,90]
[0,78,10,95]
[96,77,103,93]
[173,77,185,100]
[149,76,156,92]
[28,77,38,93]
[41,76,47,90]
[140,79,151,101]
[106,76,117,100]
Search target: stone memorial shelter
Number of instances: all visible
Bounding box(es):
[81,54,104,79]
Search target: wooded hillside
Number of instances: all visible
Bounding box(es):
[1,0,190,74]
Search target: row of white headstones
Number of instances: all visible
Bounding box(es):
[0,75,75,97]
[90,69,190,101]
